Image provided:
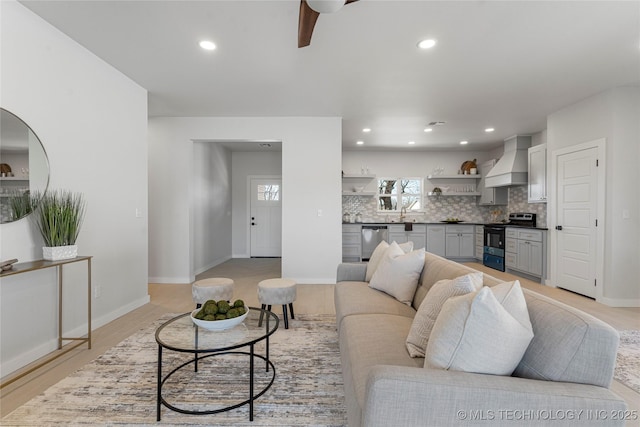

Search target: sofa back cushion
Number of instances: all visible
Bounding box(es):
[513,290,619,388]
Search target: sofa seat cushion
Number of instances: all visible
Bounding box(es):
[335,281,416,329]
[339,314,423,413]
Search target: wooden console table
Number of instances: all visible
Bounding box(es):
[0,256,92,388]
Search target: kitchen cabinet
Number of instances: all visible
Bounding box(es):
[477,159,508,205]
[474,226,484,260]
[425,175,481,196]
[389,224,426,249]
[445,225,475,258]
[505,227,545,280]
[342,174,376,196]
[342,224,362,262]
[426,225,446,257]
[528,144,547,203]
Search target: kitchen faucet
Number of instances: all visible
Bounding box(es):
[400,206,407,221]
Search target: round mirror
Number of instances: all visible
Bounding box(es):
[0,108,50,223]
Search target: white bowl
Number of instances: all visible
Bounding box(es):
[190,306,249,331]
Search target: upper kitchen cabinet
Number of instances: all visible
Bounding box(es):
[477,159,508,205]
[528,144,547,203]
[342,174,376,196]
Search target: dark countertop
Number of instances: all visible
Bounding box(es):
[343,222,548,230]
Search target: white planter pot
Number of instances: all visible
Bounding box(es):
[43,245,78,261]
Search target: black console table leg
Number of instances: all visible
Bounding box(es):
[157,345,162,421]
[250,343,255,421]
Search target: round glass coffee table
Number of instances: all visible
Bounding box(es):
[155,307,279,421]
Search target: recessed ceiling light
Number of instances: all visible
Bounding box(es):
[424,128,433,132]
[417,39,437,49]
[356,141,364,145]
[460,140,469,145]
[408,141,416,145]
[199,40,216,51]
[362,128,371,133]
[485,127,495,132]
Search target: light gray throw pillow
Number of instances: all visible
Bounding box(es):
[405,272,483,357]
[369,242,425,305]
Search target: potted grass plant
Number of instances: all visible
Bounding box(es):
[33,189,86,261]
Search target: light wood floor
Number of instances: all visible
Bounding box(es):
[1,258,638,418]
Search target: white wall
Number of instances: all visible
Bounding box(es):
[0,1,149,375]
[148,117,341,284]
[192,142,233,275]
[231,151,282,258]
[547,86,640,306]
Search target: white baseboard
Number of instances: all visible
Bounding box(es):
[232,253,250,258]
[148,276,192,284]
[1,339,59,378]
[194,256,232,276]
[597,296,640,308]
[90,295,151,330]
[0,295,150,377]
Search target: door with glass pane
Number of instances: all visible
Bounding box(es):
[250,178,282,257]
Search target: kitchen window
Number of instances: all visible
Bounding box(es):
[377,177,422,211]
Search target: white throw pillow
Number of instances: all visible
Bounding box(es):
[369,242,425,305]
[396,241,414,253]
[405,272,483,357]
[365,240,389,282]
[366,241,415,282]
[424,281,534,376]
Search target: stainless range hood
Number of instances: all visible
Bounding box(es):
[485,135,532,188]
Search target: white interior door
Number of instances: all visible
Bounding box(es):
[250,178,282,257]
[555,147,598,298]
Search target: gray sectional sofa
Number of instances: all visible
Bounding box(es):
[335,251,627,426]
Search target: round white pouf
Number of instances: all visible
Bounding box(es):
[257,278,297,329]
[192,277,234,305]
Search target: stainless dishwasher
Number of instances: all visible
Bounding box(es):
[361,225,388,260]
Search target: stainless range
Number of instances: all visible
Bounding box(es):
[483,213,536,272]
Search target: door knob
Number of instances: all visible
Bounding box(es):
[556,225,563,230]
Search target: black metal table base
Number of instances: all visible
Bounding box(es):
[157,349,276,421]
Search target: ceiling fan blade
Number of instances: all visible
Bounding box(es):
[298,0,320,48]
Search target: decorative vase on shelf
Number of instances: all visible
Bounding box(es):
[43,245,78,261]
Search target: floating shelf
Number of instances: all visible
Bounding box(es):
[428,192,480,197]
[342,174,376,180]
[427,175,481,180]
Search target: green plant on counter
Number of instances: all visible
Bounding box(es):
[33,189,86,247]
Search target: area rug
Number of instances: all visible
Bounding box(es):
[614,330,640,394]
[2,314,347,426]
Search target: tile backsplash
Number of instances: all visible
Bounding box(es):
[343,185,547,227]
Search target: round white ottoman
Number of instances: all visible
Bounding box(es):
[257,278,297,329]
[192,277,234,307]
